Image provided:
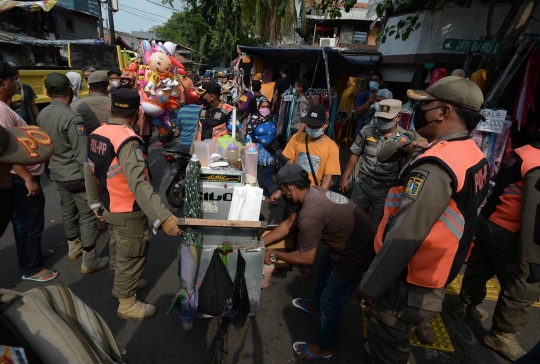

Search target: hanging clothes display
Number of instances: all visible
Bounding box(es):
[516,48,540,130]
[337,77,356,119]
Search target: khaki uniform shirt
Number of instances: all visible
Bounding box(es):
[84,118,172,230]
[70,93,112,134]
[37,100,87,181]
[350,124,407,182]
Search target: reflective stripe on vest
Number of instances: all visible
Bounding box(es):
[197,121,228,141]
[88,123,148,213]
[375,138,488,288]
[488,144,540,233]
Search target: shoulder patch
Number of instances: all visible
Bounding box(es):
[404,170,429,199]
[76,123,86,136]
[200,110,206,118]
[134,145,146,162]
[397,135,410,144]
[355,134,362,146]
[326,191,348,204]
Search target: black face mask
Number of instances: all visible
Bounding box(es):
[413,103,441,131]
[200,97,210,105]
[0,188,16,237]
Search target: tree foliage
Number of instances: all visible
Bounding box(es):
[156,0,259,67]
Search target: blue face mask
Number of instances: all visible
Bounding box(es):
[306,126,325,138]
[292,88,297,96]
[369,81,379,91]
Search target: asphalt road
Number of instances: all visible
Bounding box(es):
[0,136,538,364]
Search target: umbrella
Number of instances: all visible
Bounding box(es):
[167,157,202,317]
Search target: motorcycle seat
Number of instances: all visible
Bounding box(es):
[163,144,192,156]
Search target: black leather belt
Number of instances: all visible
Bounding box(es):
[358,172,393,189]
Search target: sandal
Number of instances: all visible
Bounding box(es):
[22,269,58,282]
[293,342,332,360]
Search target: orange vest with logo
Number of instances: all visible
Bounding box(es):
[375,137,489,288]
[196,103,233,141]
[87,123,149,213]
[483,144,540,233]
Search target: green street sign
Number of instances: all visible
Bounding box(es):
[442,39,503,55]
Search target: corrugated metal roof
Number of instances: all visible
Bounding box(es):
[0,30,97,46]
[306,8,378,21]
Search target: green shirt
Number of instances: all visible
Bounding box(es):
[37,100,87,181]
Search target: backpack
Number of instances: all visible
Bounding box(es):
[0,285,123,364]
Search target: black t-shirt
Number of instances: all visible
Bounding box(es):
[10,84,37,125]
[246,93,265,116]
[273,77,291,108]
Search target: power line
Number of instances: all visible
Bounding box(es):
[119,8,164,23]
[144,0,177,11]
[120,3,167,19]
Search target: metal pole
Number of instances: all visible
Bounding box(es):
[462,52,473,74]
[97,0,104,41]
[107,0,116,46]
[322,48,332,109]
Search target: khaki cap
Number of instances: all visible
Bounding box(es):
[374,99,402,119]
[407,76,484,111]
[0,125,53,165]
[87,71,109,84]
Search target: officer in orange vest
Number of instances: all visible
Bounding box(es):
[84,89,182,320]
[192,82,233,143]
[452,132,540,361]
[358,76,489,364]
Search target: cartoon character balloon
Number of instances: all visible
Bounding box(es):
[145,52,173,95]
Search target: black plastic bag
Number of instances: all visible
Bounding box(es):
[222,250,250,328]
[197,249,233,316]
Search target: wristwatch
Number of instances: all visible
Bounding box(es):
[270,249,277,263]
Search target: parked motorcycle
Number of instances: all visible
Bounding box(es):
[159,143,192,207]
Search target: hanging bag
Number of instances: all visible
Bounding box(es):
[197,249,233,316]
[305,134,319,186]
[222,250,250,328]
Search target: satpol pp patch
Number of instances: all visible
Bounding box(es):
[397,135,410,144]
[134,145,146,162]
[404,170,428,199]
[355,134,362,146]
[76,123,86,136]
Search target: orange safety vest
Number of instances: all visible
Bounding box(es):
[484,144,540,233]
[87,123,149,213]
[197,103,233,141]
[375,137,489,288]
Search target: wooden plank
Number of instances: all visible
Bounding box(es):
[177,218,267,229]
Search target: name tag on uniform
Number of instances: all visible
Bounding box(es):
[214,112,222,120]
[89,138,107,157]
[200,110,206,118]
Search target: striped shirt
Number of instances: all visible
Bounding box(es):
[176,104,200,147]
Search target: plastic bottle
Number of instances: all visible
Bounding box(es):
[245,146,258,186]
[226,142,239,167]
[261,264,275,289]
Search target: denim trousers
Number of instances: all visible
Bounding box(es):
[11,174,45,277]
[260,164,275,197]
[312,249,361,351]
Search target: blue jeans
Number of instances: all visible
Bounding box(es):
[11,174,45,277]
[312,249,360,351]
[261,164,274,197]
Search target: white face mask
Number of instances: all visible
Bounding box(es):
[112,80,121,88]
[306,126,325,139]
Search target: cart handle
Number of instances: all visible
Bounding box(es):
[177,218,268,229]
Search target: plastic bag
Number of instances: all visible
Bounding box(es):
[197,249,233,316]
[222,250,250,328]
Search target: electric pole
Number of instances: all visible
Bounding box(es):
[107,0,116,46]
[97,0,104,41]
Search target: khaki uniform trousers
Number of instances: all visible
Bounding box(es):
[55,182,97,247]
[367,278,444,364]
[103,209,150,299]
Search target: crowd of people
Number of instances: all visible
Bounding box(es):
[0,58,539,364]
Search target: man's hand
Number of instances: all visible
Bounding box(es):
[25,178,40,197]
[339,174,350,192]
[162,215,183,236]
[264,248,272,265]
[267,189,282,204]
[368,91,377,103]
[93,209,106,222]
[411,139,429,149]
[357,286,374,308]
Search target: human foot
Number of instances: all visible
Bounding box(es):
[293,342,332,360]
[292,298,321,319]
[22,268,59,282]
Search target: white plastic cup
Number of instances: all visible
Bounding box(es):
[261,264,275,289]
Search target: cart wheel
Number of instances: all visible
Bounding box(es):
[213,338,224,364]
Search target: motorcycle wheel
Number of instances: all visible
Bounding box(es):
[166,177,185,207]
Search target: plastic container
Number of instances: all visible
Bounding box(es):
[261,264,275,289]
[226,142,239,167]
[245,146,258,186]
[193,141,210,166]
[203,139,216,155]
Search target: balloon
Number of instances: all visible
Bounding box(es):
[144,52,173,95]
[157,125,168,135]
[428,68,448,87]
[163,41,177,56]
[470,69,486,89]
[159,111,172,129]
[156,88,170,104]
[141,101,164,116]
